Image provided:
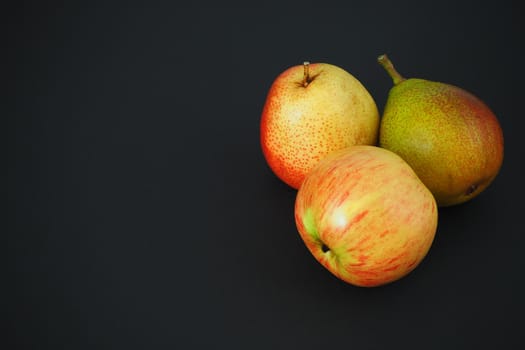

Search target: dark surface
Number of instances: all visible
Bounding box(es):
[7,1,524,349]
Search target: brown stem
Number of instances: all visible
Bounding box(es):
[377,54,406,85]
[302,61,310,87]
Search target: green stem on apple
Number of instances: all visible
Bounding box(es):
[302,61,310,87]
[377,54,405,86]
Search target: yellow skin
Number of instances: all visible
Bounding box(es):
[261,62,379,189]
[378,56,504,206]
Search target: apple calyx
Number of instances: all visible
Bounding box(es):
[302,208,334,256]
[320,242,330,253]
[377,54,406,86]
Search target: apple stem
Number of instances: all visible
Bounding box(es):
[302,61,310,87]
[377,54,405,86]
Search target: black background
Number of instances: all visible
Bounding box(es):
[7,1,524,349]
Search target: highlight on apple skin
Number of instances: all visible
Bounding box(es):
[260,62,379,189]
[294,145,438,287]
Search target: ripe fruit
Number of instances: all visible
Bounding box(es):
[295,145,437,287]
[377,54,504,207]
[261,62,379,189]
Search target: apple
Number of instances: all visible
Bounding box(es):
[261,62,379,189]
[295,145,438,287]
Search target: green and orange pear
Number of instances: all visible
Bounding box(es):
[377,54,504,206]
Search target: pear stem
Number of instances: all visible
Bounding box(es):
[302,61,310,87]
[377,54,405,86]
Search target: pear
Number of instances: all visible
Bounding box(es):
[377,54,504,207]
[261,62,379,189]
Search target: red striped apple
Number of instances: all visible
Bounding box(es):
[295,145,438,287]
[261,62,379,189]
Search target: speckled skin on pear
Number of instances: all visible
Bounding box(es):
[380,79,504,207]
[261,63,379,189]
[295,146,437,287]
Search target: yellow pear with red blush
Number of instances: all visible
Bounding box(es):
[260,62,379,189]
